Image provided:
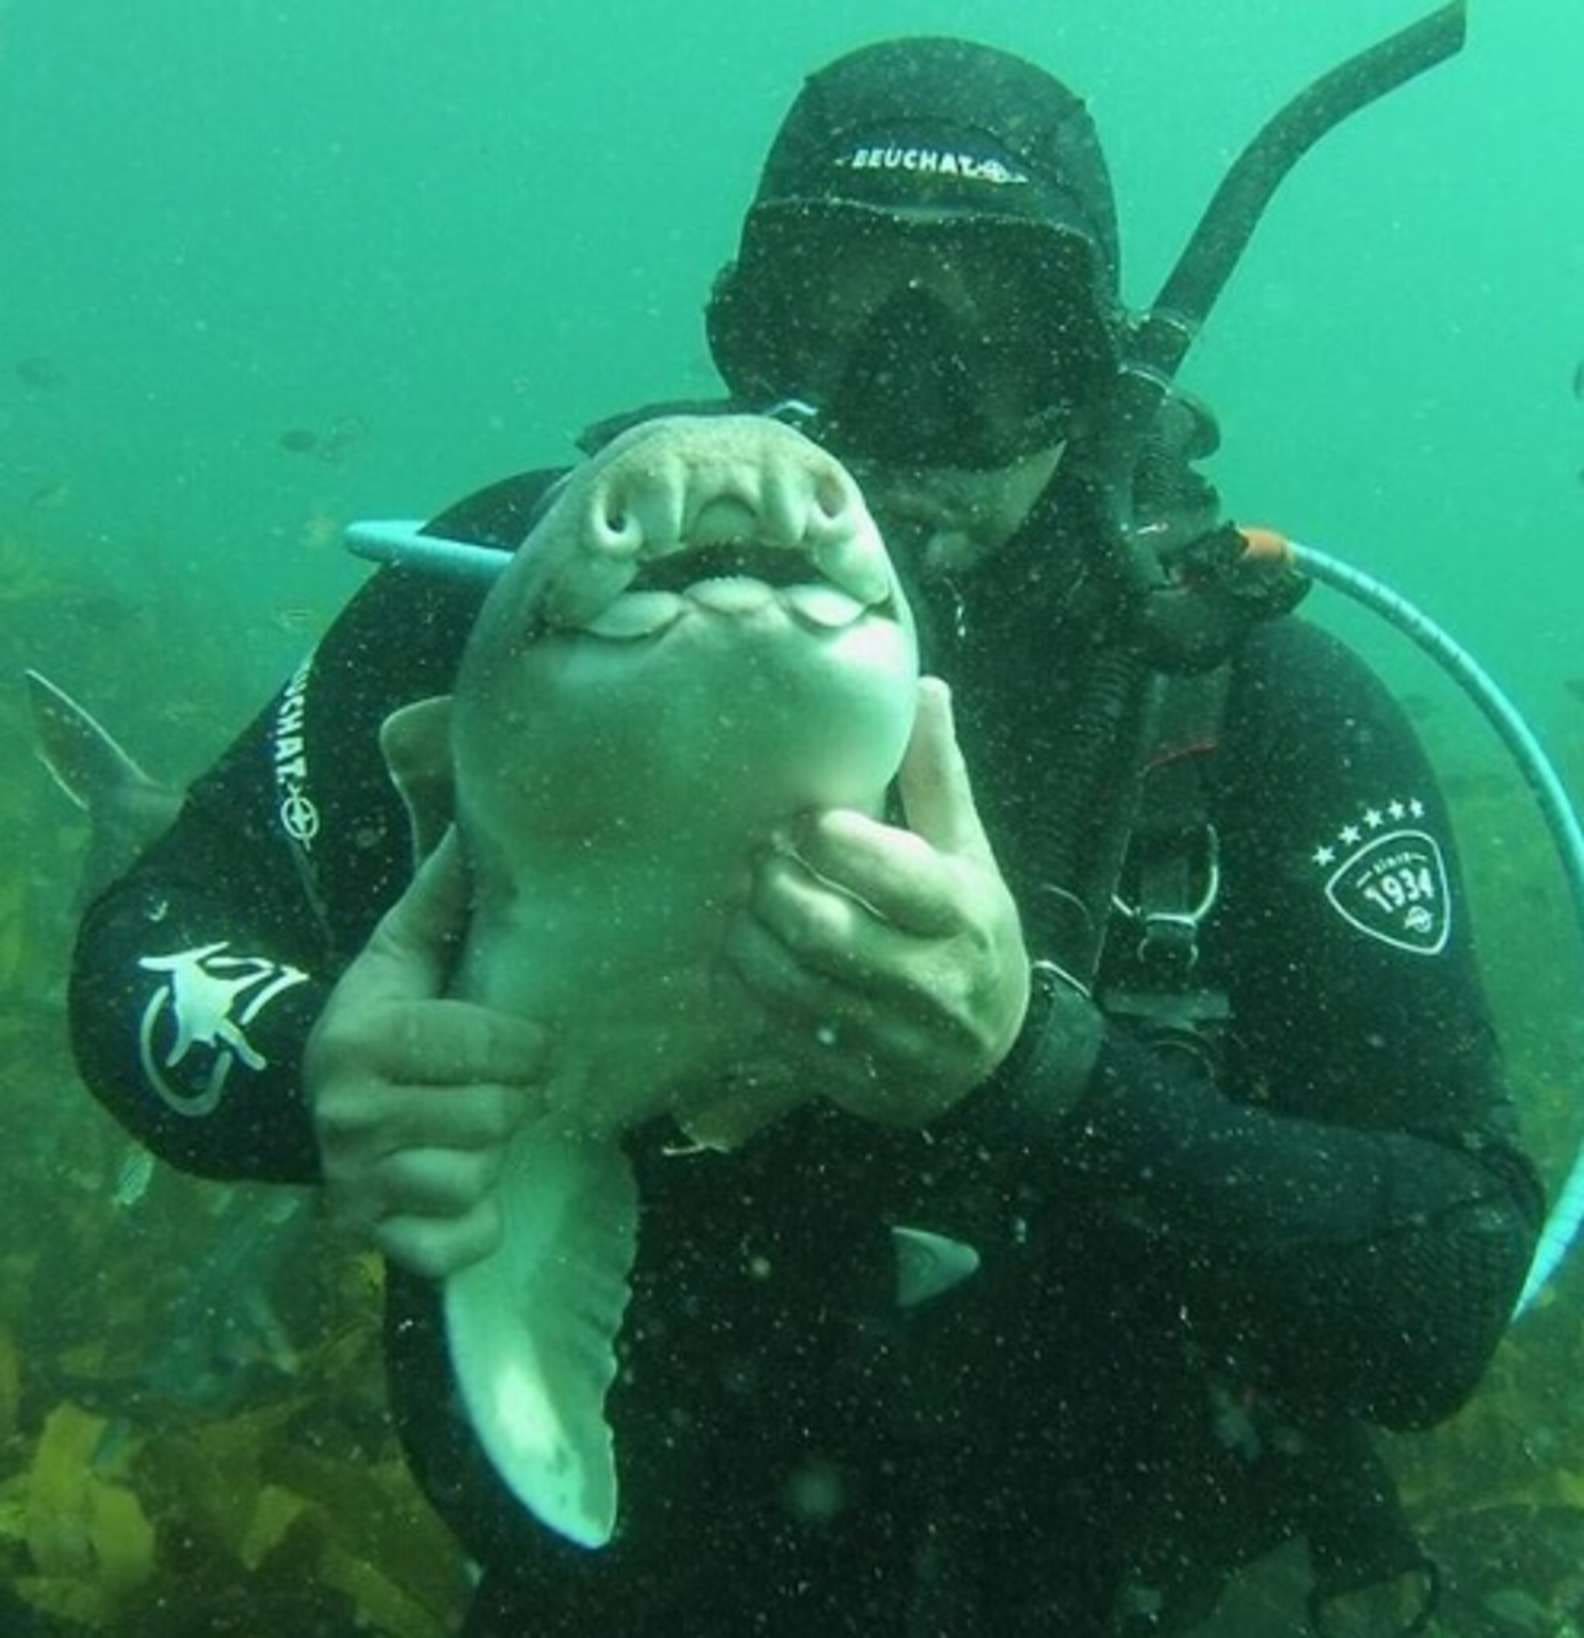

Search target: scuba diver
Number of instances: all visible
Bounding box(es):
[67,16,1547,1637]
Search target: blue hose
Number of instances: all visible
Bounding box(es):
[344,519,512,583]
[1289,541,1584,1318]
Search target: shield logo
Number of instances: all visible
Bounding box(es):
[1324,829,1450,955]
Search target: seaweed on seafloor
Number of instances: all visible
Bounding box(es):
[1358,764,1584,1635]
[0,971,471,1633]
[0,1126,472,1633]
[0,532,65,611]
[1451,770,1584,1196]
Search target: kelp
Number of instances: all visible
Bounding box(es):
[0,1159,471,1633]
[0,1327,20,1448]
[14,1402,156,1625]
[0,867,30,1003]
[1362,748,1584,1635]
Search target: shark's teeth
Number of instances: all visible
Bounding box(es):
[575,581,871,640]
[811,530,891,607]
[780,584,868,629]
[580,591,685,639]
[685,576,776,614]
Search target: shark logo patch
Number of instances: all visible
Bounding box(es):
[1309,798,1450,955]
[137,942,309,1115]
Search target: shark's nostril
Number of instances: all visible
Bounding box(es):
[814,474,849,521]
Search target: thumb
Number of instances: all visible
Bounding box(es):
[341,824,472,1007]
[898,677,993,861]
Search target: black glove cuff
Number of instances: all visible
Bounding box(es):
[939,960,1105,1155]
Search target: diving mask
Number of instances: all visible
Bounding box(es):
[713,210,1115,470]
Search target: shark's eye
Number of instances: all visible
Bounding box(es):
[631,545,812,592]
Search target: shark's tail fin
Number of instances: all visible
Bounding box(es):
[24,668,160,814]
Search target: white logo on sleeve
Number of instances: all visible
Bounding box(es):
[1308,797,1450,955]
[137,942,309,1115]
[272,655,321,848]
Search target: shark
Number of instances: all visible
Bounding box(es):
[377,414,946,1550]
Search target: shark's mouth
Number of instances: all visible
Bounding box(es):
[563,533,899,642]
[630,543,816,593]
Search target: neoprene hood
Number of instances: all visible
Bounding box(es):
[708,38,1124,422]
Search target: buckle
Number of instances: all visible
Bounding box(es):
[1113,824,1221,972]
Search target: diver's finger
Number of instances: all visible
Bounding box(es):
[787,809,960,936]
[374,1143,505,1219]
[747,846,912,985]
[341,827,472,1006]
[735,860,947,1029]
[898,679,995,862]
[314,1076,534,1174]
[374,1199,504,1281]
[367,1081,537,1156]
[724,902,875,1042]
[304,994,547,1095]
[749,845,971,1007]
[723,912,941,1097]
[365,999,548,1088]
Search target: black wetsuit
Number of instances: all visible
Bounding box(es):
[69,465,1543,1636]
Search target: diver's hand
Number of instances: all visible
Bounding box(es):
[726,677,1030,1126]
[304,828,546,1279]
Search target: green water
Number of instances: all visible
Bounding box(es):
[3,0,1579,728]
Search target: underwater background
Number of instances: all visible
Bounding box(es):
[0,0,1581,1631]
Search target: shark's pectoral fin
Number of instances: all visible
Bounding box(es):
[379,696,456,867]
[891,1225,981,1308]
[444,1123,637,1549]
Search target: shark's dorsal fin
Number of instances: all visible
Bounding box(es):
[444,1125,637,1548]
[379,696,455,867]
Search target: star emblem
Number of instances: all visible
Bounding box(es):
[1312,845,1336,868]
[1363,808,1383,829]
[1339,824,1362,846]
[1387,800,1406,821]
[1408,798,1424,818]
